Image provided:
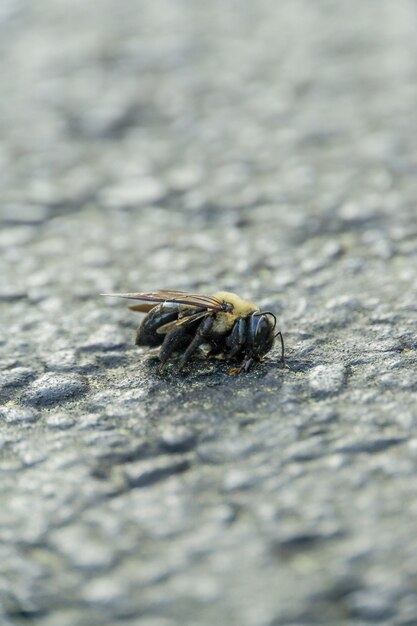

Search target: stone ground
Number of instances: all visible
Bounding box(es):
[1,1,417,625]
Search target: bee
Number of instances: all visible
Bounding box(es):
[103,290,284,374]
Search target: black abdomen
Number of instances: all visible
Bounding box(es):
[135,303,180,347]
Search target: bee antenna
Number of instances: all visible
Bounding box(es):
[255,310,277,330]
[274,330,285,363]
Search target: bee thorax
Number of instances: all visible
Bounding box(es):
[210,292,258,333]
[213,291,257,313]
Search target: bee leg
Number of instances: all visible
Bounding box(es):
[228,357,255,376]
[226,318,247,360]
[176,334,205,372]
[177,317,214,372]
[242,357,255,372]
[159,326,192,372]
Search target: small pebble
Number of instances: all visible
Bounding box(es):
[23,373,88,406]
[124,456,190,488]
[50,524,116,571]
[160,426,197,452]
[0,288,27,302]
[82,575,131,606]
[101,177,165,208]
[0,367,34,389]
[0,406,39,424]
[377,371,417,391]
[44,412,76,429]
[308,364,346,396]
[0,203,50,224]
[348,589,394,620]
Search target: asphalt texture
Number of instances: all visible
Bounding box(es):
[1,2,417,625]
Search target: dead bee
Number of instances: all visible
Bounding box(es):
[103,290,284,374]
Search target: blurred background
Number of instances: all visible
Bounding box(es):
[2,1,416,300]
[1,2,417,625]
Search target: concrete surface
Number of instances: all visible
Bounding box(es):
[1,1,417,625]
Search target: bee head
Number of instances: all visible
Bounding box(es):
[246,311,276,359]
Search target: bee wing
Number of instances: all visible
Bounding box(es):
[102,290,226,311]
[128,303,158,313]
[156,310,211,335]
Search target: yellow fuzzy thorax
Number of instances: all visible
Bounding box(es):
[211,291,259,333]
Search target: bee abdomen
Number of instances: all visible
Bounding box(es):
[135,303,180,347]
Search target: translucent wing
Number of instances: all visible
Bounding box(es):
[128,303,158,313]
[156,310,211,335]
[102,290,227,311]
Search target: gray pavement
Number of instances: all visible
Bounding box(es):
[1,1,417,625]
